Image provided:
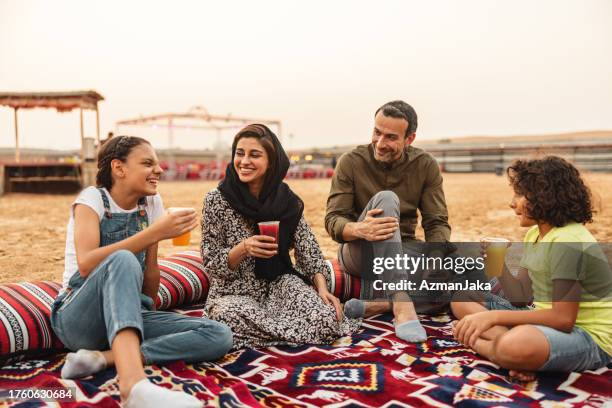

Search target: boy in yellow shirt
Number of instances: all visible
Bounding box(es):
[451,156,611,380]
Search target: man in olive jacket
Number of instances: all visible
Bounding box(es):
[325,100,451,342]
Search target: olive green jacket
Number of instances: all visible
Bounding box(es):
[325,144,451,243]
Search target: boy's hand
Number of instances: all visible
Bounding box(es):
[453,311,498,348]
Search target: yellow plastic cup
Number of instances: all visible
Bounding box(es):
[482,237,510,278]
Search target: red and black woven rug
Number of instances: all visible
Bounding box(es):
[1,308,611,407]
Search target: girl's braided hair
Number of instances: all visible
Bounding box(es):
[507,156,593,227]
[96,136,150,190]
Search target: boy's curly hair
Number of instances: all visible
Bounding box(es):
[507,156,593,227]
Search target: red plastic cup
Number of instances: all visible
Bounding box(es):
[258,221,280,243]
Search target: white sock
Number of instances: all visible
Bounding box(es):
[61,349,107,379]
[124,379,202,408]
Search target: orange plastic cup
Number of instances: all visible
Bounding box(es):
[168,207,194,246]
[172,231,191,246]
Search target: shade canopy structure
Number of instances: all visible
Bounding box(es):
[0,90,105,162]
[115,106,283,148]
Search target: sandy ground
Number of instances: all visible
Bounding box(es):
[1,173,611,283]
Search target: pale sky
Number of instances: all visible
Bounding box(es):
[1,0,611,151]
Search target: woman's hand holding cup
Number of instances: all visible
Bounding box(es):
[243,235,278,258]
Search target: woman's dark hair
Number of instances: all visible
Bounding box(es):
[96,135,150,190]
[232,124,277,187]
[507,156,593,227]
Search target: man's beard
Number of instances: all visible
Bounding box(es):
[374,148,399,163]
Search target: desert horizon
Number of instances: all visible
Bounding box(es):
[2,129,612,157]
[2,173,611,284]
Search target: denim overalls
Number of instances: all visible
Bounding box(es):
[51,189,232,364]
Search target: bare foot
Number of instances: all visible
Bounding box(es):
[509,370,536,382]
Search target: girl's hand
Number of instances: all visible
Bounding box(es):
[152,209,198,241]
[318,289,343,321]
[243,235,278,258]
[453,311,498,348]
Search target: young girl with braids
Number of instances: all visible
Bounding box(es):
[51,136,232,408]
[451,156,611,381]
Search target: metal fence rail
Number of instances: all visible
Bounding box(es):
[430,143,612,173]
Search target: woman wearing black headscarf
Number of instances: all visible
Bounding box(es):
[200,124,360,348]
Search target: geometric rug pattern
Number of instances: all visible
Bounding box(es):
[1,308,611,407]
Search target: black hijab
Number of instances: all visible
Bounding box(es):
[218,124,305,282]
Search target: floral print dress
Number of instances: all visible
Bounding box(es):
[201,188,361,349]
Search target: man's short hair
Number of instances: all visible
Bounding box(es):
[374,100,418,137]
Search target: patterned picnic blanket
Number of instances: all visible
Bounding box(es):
[1,308,611,407]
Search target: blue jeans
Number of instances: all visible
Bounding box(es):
[51,250,232,364]
[484,292,611,372]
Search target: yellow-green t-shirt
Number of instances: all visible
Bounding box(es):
[520,223,612,356]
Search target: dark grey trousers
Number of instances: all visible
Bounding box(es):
[338,190,450,314]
